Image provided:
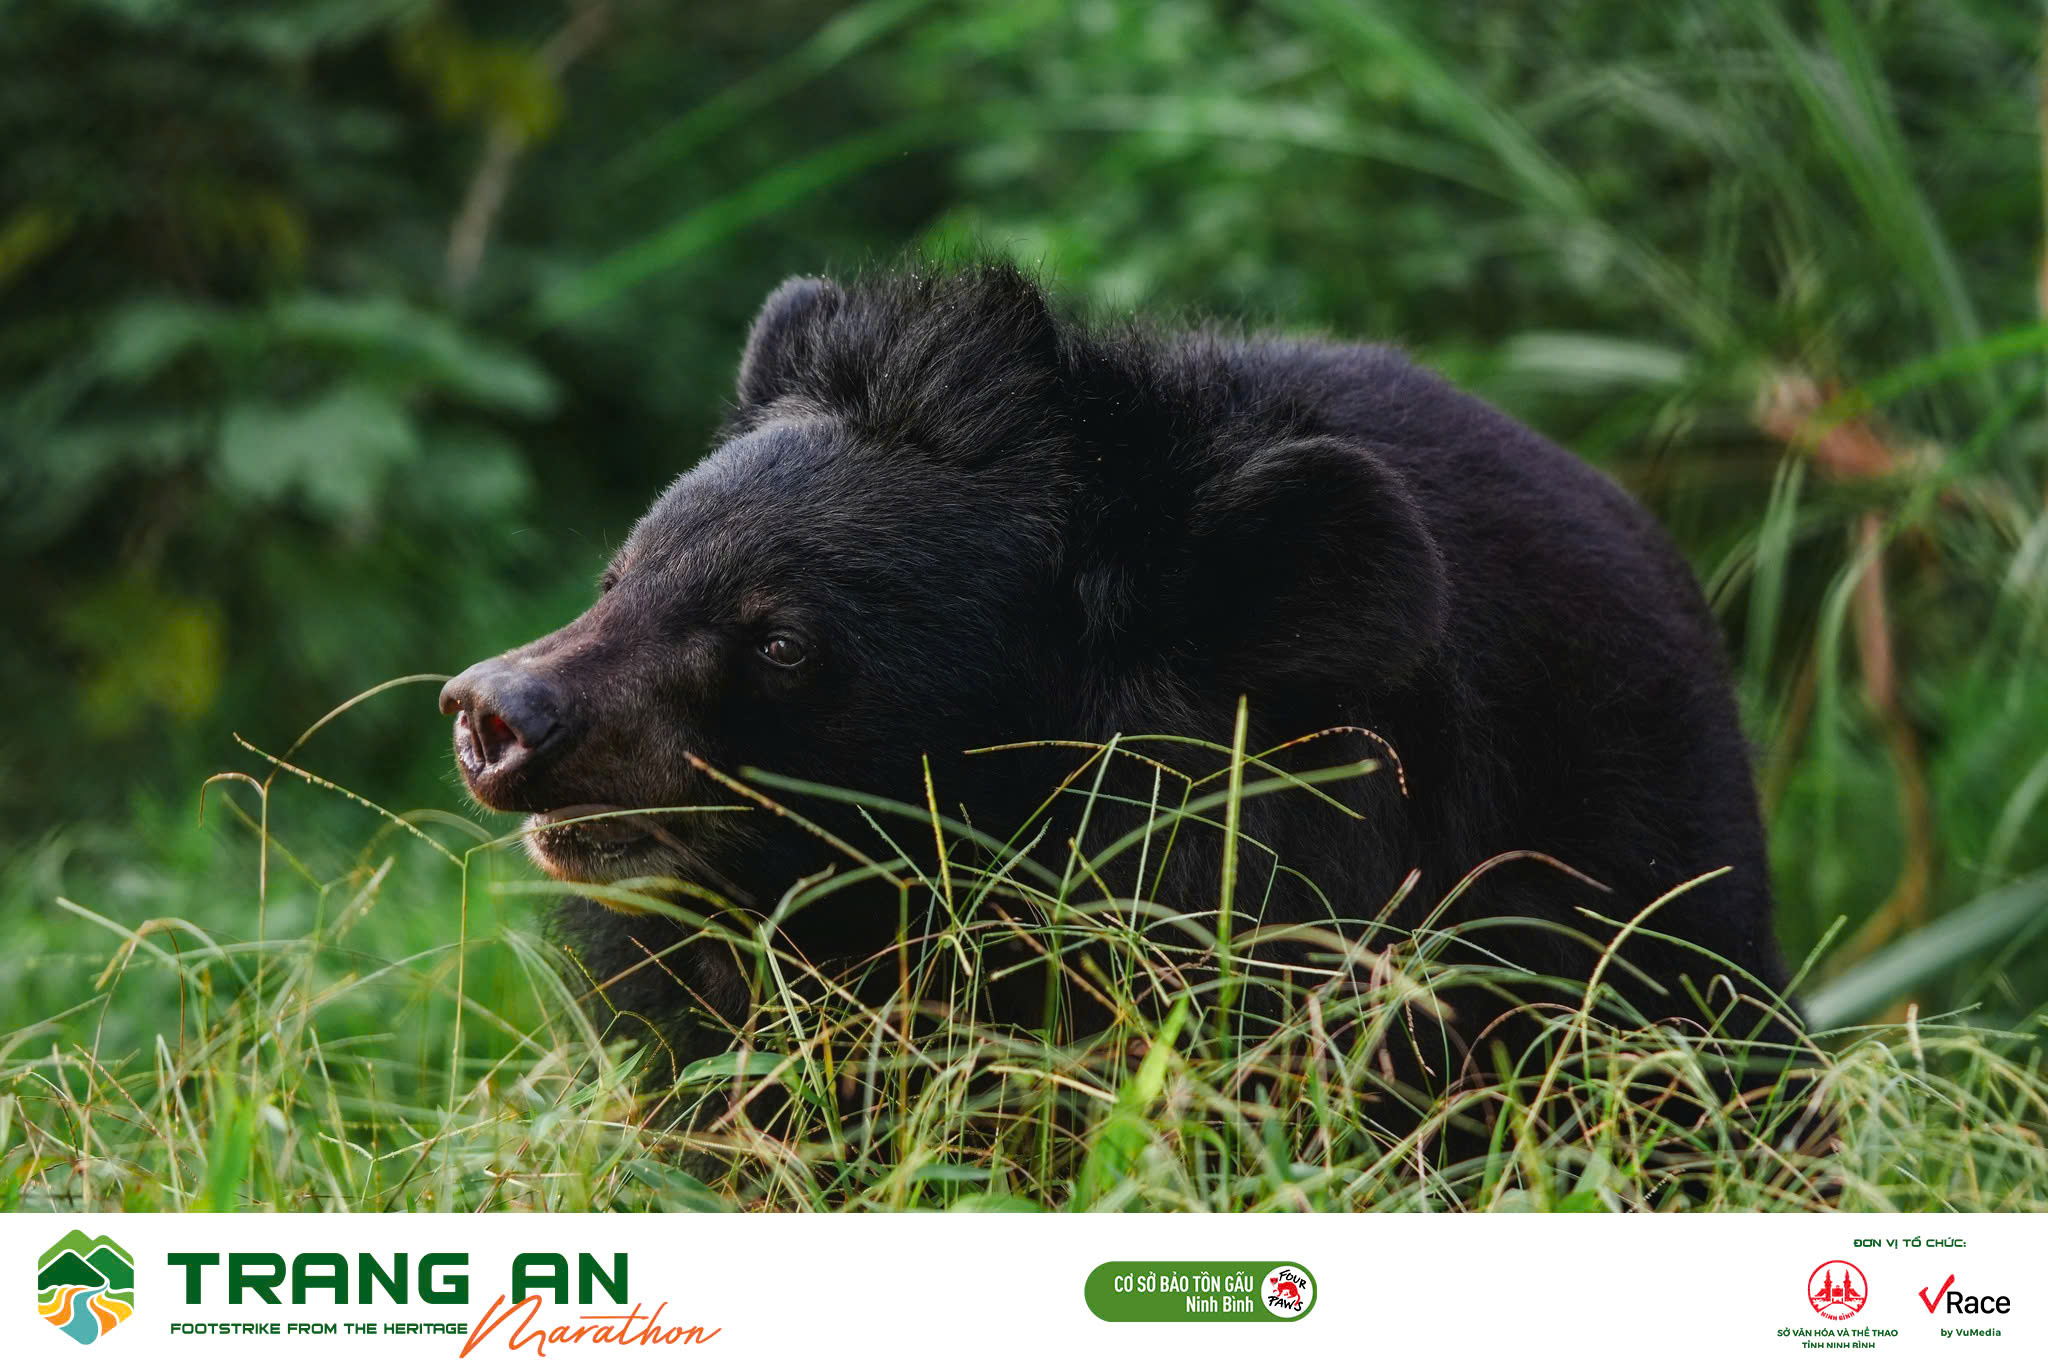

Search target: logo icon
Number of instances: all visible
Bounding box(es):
[38,1232,134,1344]
[1263,1265,1314,1319]
[1918,1275,2012,1316]
[1807,1260,1867,1320]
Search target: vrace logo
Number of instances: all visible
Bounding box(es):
[1919,1274,2011,1317]
[38,1232,135,1345]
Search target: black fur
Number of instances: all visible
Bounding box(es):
[451,261,1798,1093]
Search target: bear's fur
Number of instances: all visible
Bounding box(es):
[443,262,1798,1101]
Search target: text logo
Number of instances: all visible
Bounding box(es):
[38,1232,135,1345]
[1807,1261,1867,1320]
[1264,1265,1314,1319]
[1919,1275,2011,1316]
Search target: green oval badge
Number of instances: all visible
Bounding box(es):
[1085,1261,1316,1322]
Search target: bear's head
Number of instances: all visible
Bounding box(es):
[439,264,1446,935]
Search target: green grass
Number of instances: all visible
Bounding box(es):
[3,695,2043,1214]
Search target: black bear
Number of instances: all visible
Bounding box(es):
[440,261,1798,1102]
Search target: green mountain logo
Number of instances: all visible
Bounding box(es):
[38,1232,134,1345]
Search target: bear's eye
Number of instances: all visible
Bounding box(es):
[760,635,808,668]
[599,568,621,595]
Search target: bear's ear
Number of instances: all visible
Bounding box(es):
[737,276,842,408]
[1180,436,1449,695]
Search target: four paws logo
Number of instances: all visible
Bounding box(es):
[38,1232,134,1345]
[1263,1265,1314,1319]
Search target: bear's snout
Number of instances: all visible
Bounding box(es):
[440,658,571,809]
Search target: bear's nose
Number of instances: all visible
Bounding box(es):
[440,659,565,798]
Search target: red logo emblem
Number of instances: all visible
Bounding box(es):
[1808,1261,1868,1320]
[1262,1266,1314,1318]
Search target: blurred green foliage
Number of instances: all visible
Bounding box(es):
[3,0,2045,1028]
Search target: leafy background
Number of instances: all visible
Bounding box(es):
[4,0,2045,1099]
